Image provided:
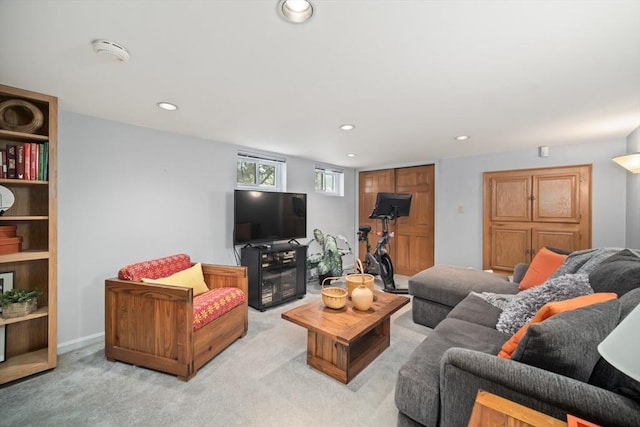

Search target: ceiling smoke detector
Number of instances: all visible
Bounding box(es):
[91,39,130,62]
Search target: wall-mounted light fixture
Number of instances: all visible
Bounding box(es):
[612,153,640,173]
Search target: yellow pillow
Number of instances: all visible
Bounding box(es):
[141,263,209,296]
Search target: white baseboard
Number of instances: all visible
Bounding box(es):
[57,332,104,355]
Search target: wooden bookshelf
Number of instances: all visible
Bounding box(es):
[0,84,57,385]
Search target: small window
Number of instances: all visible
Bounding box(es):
[315,166,344,196]
[237,152,286,191]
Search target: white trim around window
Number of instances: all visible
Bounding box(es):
[237,151,287,191]
[314,165,344,196]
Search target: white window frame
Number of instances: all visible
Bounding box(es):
[237,151,287,191]
[315,165,344,196]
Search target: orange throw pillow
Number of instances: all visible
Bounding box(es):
[497,293,617,359]
[518,247,568,290]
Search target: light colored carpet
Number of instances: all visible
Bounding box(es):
[0,276,430,427]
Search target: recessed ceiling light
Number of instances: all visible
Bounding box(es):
[455,135,470,141]
[157,102,178,111]
[347,153,357,157]
[278,0,313,24]
[339,124,355,131]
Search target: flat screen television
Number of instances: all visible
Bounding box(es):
[234,190,307,245]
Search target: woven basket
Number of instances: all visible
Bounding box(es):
[321,277,347,309]
[346,259,375,297]
[2,299,37,319]
[0,99,44,134]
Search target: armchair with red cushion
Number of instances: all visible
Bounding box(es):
[105,254,248,381]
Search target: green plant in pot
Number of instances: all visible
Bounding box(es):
[312,230,343,285]
[1,288,42,319]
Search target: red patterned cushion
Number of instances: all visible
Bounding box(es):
[193,287,246,331]
[118,254,192,281]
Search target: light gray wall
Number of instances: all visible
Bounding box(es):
[57,111,355,350]
[56,110,632,350]
[626,126,640,249]
[435,139,629,268]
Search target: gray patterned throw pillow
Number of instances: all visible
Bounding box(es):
[496,273,593,334]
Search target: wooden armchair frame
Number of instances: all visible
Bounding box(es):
[105,263,248,381]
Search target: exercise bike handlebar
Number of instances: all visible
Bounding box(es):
[368,213,397,221]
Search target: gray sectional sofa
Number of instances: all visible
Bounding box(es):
[395,248,640,427]
[408,264,521,329]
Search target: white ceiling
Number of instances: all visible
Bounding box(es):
[1,0,639,168]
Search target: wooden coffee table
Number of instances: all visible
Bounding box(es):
[281,291,409,384]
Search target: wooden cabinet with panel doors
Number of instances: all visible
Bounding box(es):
[483,165,591,274]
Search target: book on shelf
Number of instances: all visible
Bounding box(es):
[0,149,5,179]
[39,143,46,181]
[17,145,25,179]
[6,145,16,179]
[0,142,48,181]
[24,142,31,180]
[31,143,38,180]
[42,142,48,181]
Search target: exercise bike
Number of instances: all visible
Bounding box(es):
[357,192,412,294]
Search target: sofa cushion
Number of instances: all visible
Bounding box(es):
[193,287,246,331]
[498,293,617,359]
[512,262,530,284]
[496,273,593,335]
[545,246,573,255]
[118,253,192,281]
[409,265,517,308]
[588,249,640,296]
[551,248,640,279]
[395,317,509,426]
[410,297,453,329]
[470,291,515,311]
[447,293,504,328]
[511,298,620,382]
[142,263,209,296]
[518,247,568,290]
[589,288,640,401]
